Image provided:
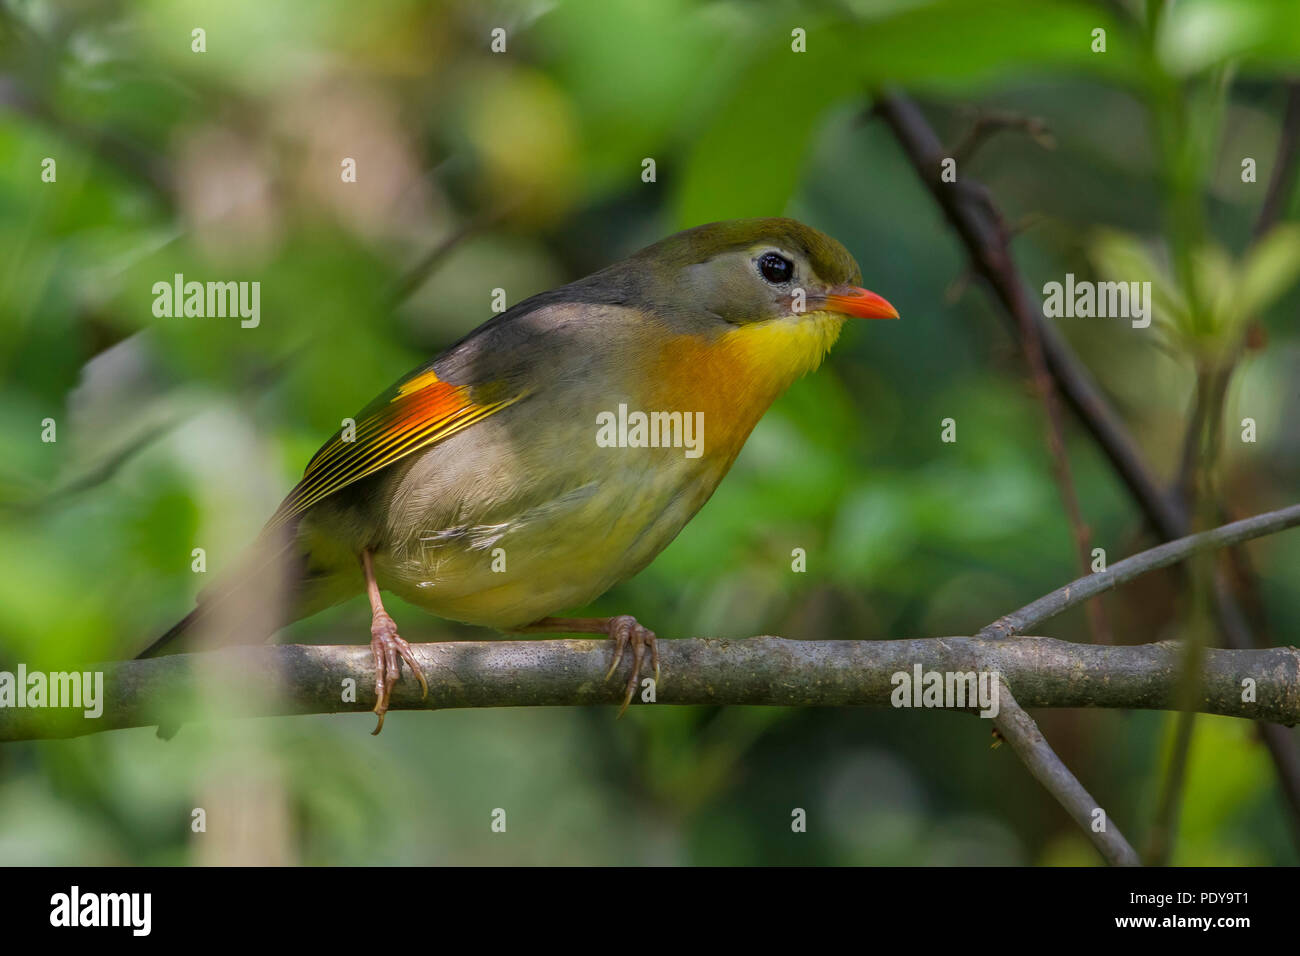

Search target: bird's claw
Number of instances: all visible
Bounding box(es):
[369,611,428,735]
[603,614,659,717]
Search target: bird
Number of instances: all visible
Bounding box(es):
[139,217,899,732]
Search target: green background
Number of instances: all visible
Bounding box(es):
[1,0,1298,864]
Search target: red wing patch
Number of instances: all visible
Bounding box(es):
[267,369,523,530]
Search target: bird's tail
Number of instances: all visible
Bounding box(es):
[136,606,205,660]
[137,525,303,660]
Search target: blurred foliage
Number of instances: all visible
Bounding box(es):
[0,0,1298,864]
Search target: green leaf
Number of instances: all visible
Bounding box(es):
[678,0,1142,225]
[1237,223,1300,318]
[1087,228,1188,337]
[1158,0,1300,77]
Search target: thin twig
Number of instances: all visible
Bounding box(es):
[950,110,1056,167]
[385,204,514,308]
[17,418,184,513]
[978,502,1300,639]
[992,684,1140,865]
[1172,365,1232,515]
[874,90,1188,542]
[1252,80,1300,242]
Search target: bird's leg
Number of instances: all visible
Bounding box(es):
[360,549,428,734]
[512,615,659,717]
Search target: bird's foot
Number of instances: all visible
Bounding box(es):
[369,611,428,735]
[510,614,661,717]
[604,614,659,717]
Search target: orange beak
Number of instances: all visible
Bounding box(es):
[823,286,900,320]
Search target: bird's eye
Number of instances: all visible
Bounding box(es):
[757,252,794,284]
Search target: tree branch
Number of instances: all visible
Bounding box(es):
[1252,80,1300,243]
[873,90,1189,541]
[874,91,1111,644]
[992,685,1140,866]
[3,635,1297,742]
[978,502,1300,639]
[875,88,1300,854]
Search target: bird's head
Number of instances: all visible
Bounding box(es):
[589,218,901,445]
[631,217,898,327]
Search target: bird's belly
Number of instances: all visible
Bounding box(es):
[377,447,724,629]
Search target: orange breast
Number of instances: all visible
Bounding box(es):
[646,312,846,467]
